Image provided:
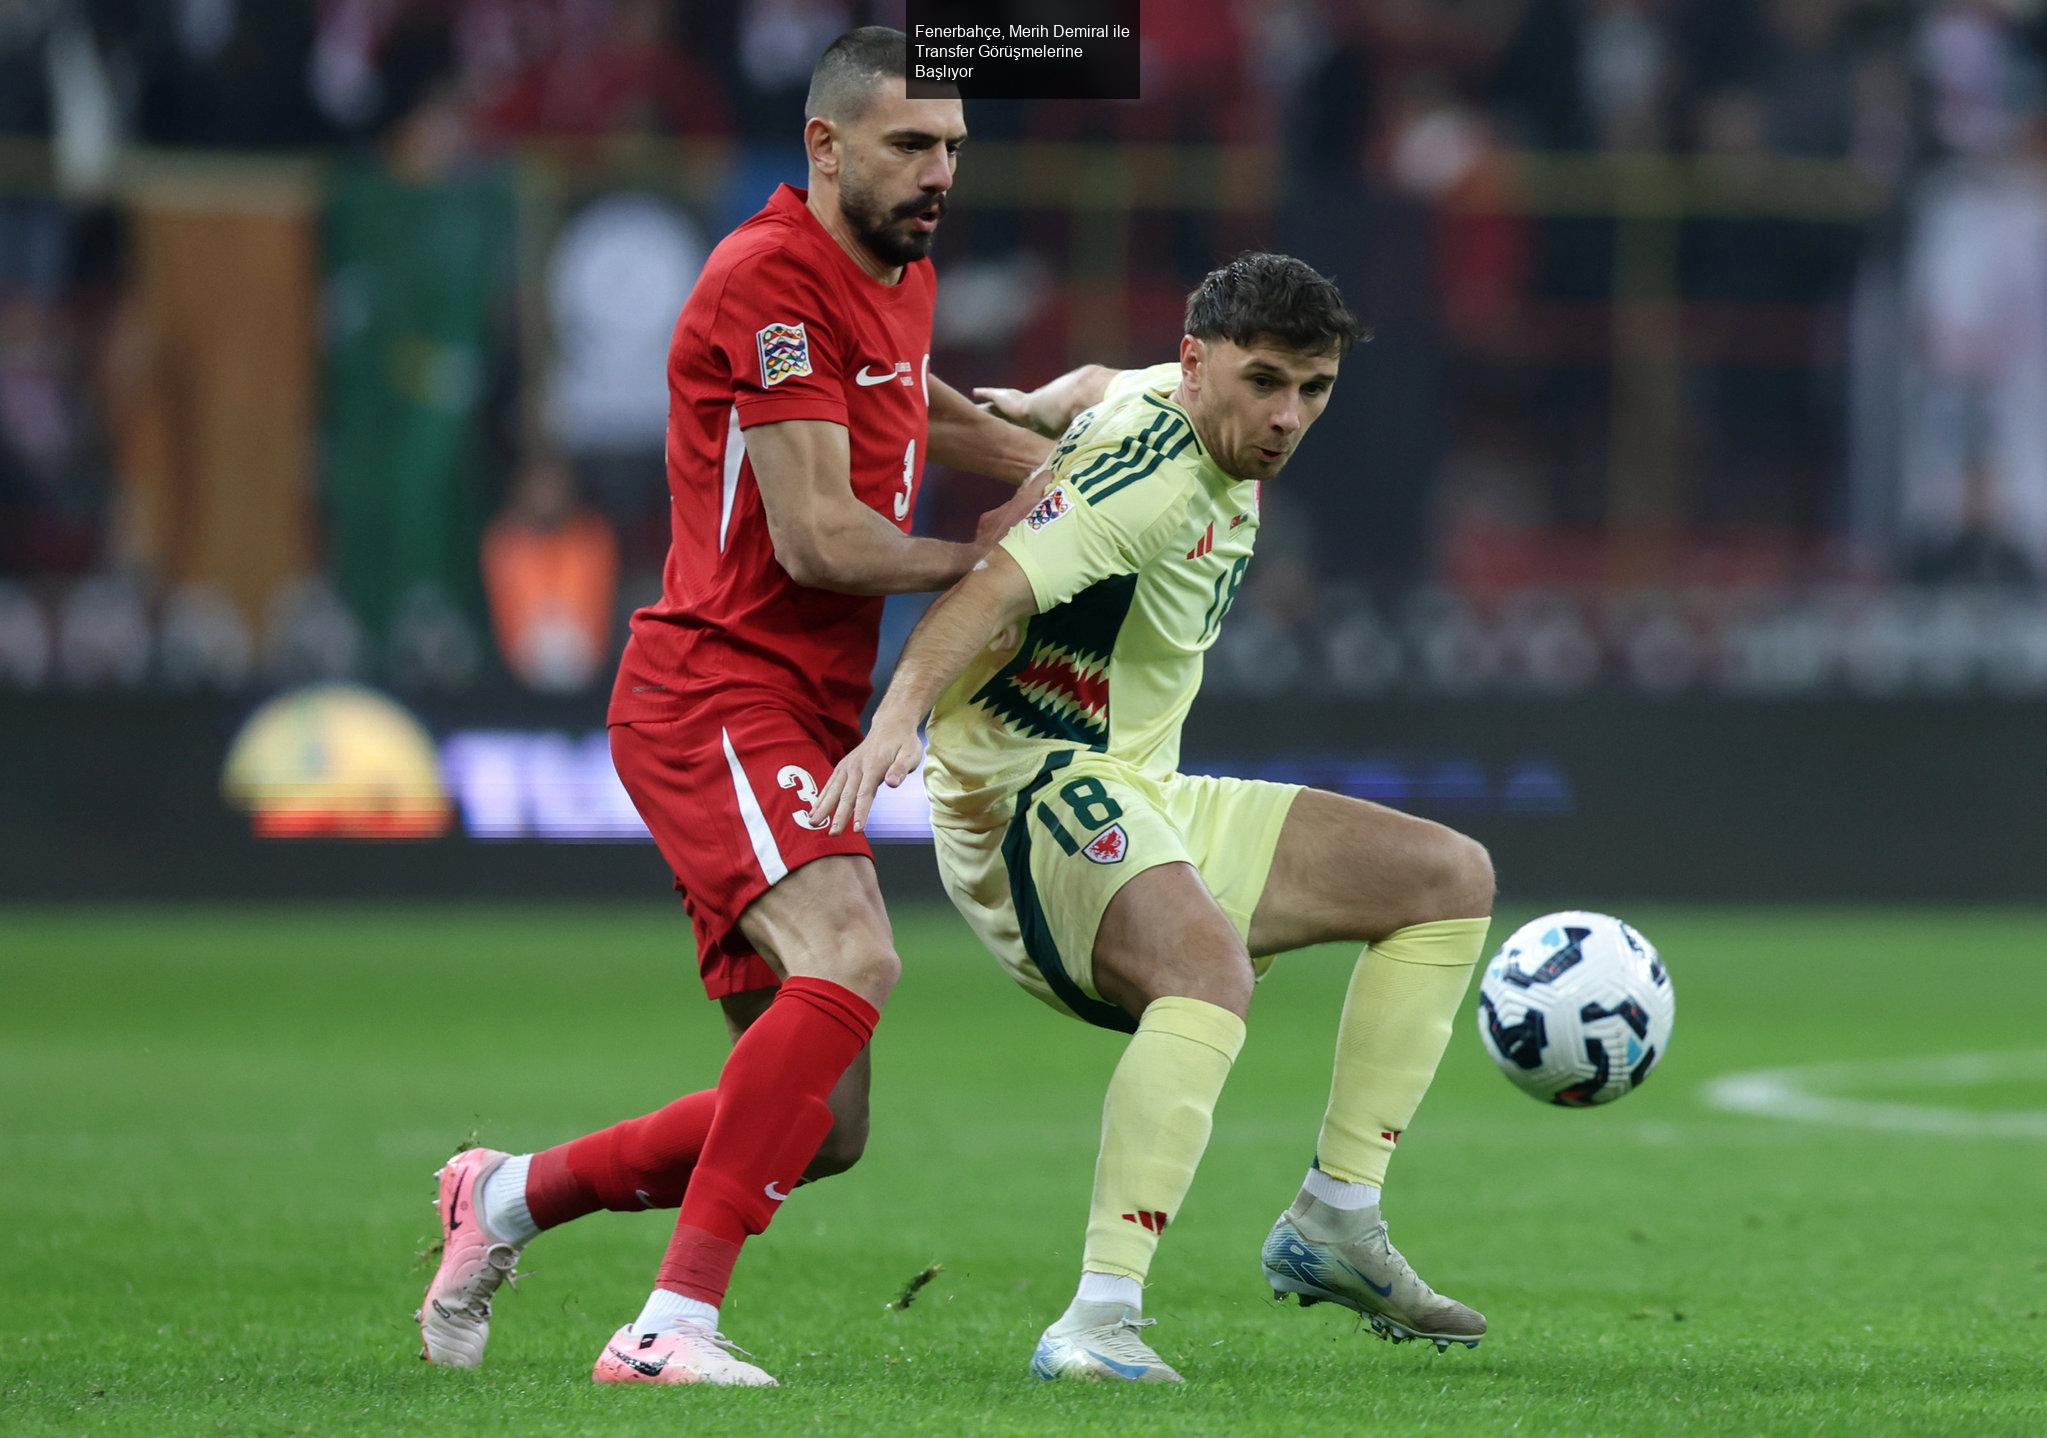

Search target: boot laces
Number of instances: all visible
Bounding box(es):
[1092,1315,1166,1365]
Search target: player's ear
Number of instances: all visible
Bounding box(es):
[804,116,841,176]
[1179,335,1204,393]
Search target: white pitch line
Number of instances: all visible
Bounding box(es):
[1702,1050,2047,1139]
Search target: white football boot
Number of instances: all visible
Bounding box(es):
[1029,1301,1183,1383]
[1262,1191,1485,1350]
[592,1323,778,1387]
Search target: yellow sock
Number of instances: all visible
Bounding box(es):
[1316,916,1491,1188]
[1081,996,1246,1283]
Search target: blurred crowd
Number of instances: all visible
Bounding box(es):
[5,0,2047,698]
[0,0,2016,156]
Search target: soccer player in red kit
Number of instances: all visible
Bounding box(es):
[415,28,1051,1387]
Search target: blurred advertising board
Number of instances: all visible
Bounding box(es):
[1,688,2039,903]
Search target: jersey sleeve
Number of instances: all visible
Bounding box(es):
[715,249,848,430]
[999,442,1189,612]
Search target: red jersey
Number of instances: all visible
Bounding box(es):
[609,184,935,743]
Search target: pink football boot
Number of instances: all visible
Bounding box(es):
[417,1147,520,1367]
[592,1324,778,1387]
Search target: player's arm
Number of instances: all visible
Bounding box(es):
[809,548,1038,833]
[747,419,1041,595]
[973,364,1126,438]
[726,250,1042,591]
[926,374,1054,486]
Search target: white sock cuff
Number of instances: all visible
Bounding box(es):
[1303,1165,1381,1211]
[634,1288,719,1337]
[478,1153,539,1246]
[1075,1271,1143,1311]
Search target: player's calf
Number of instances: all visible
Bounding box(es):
[803,1109,869,1178]
[726,989,875,1183]
[1030,868,1252,1382]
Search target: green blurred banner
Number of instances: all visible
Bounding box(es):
[322,159,515,641]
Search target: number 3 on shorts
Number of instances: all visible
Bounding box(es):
[780,764,826,831]
[1035,776,1124,855]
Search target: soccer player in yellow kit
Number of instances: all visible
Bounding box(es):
[813,254,1495,1381]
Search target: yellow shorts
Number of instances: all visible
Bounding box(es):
[930,753,1301,1032]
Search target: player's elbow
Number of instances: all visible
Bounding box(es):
[774,535,832,588]
[773,516,879,594]
[783,548,882,595]
[774,531,853,592]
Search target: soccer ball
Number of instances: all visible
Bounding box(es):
[1475,911,1674,1107]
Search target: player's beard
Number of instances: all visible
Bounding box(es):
[840,172,947,267]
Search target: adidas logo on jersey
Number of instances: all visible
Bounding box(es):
[1188,515,1249,557]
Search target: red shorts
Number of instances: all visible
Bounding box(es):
[610,704,872,1000]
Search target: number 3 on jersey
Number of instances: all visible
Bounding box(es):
[894,440,914,521]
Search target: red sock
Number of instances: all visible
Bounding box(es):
[524,1090,719,1231]
[655,976,879,1304]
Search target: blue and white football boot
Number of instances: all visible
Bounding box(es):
[1262,1191,1485,1351]
[1029,1301,1183,1383]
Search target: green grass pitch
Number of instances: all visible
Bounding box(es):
[4,903,2045,1435]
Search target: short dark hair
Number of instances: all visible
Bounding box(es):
[806,26,908,122]
[1183,253,1364,359]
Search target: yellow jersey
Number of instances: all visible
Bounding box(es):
[924,363,1261,819]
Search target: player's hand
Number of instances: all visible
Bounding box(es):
[811,720,924,835]
[973,386,1054,436]
[973,471,1050,551]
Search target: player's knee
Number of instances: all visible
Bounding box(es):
[1206,948,1257,1018]
[1141,955,1254,1020]
[1419,826,1494,922]
[1105,946,1244,1024]
[822,942,900,1007]
[867,944,904,1000]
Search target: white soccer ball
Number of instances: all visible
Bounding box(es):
[1475,911,1674,1106]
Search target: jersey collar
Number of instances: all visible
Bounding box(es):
[772,183,925,294]
[1140,384,1254,500]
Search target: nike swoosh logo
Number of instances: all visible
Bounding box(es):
[764,1181,791,1202]
[448,1171,468,1233]
[1336,1255,1394,1297]
[1083,1348,1151,1380]
[634,1189,656,1209]
[854,365,901,386]
[608,1345,667,1377]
